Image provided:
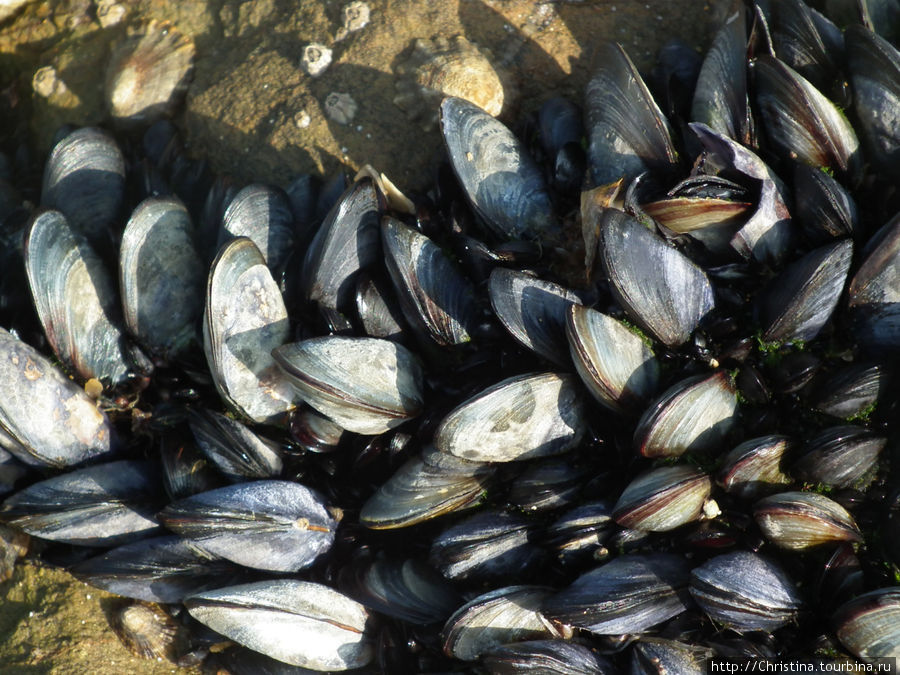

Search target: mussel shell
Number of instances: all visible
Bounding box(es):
[717,435,792,500]
[429,509,543,582]
[542,553,692,635]
[596,207,715,347]
[0,459,163,546]
[754,55,860,178]
[442,585,558,661]
[566,304,660,415]
[845,24,900,181]
[70,535,245,603]
[186,579,373,670]
[585,42,678,187]
[434,372,585,463]
[273,336,424,435]
[158,480,336,572]
[689,551,802,631]
[0,327,117,469]
[355,271,406,341]
[771,0,844,93]
[299,177,382,312]
[188,408,283,482]
[203,237,296,425]
[793,163,859,244]
[482,639,616,675]
[382,216,475,346]
[754,491,862,551]
[40,127,125,246]
[543,501,614,566]
[758,238,853,344]
[508,457,589,513]
[218,184,296,274]
[440,96,554,240]
[634,371,738,458]
[811,362,888,420]
[792,425,885,489]
[25,209,135,385]
[109,599,189,662]
[489,268,582,367]
[834,587,900,659]
[847,213,900,352]
[631,637,708,675]
[339,555,462,625]
[119,196,203,359]
[690,4,749,143]
[613,465,712,532]
[360,445,493,529]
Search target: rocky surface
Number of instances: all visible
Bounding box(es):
[0,0,723,671]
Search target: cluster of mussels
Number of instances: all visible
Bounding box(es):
[0,0,899,672]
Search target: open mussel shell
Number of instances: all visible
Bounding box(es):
[613,465,712,532]
[489,268,582,367]
[542,553,692,635]
[158,480,336,573]
[754,491,862,551]
[105,20,195,127]
[382,216,476,346]
[834,587,900,659]
[203,237,296,425]
[440,96,554,240]
[717,435,792,500]
[595,207,715,347]
[429,509,543,582]
[120,196,203,360]
[299,177,382,313]
[689,123,792,265]
[585,42,677,188]
[273,336,424,435]
[360,445,493,529]
[188,408,282,482]
[0,459,163,547]
[434,372,585,463]
[566,304,659,415]
[0,327,117,469]
[218,184,296,274]
[792,425,886,489]
[793,163,859,244]
[634,371,738,458]
[40,127,125,246]
[186,579,374,670]
[442,586,560,661]
[811,362,889,420]
[70,535,244,604]
[847,213,900,353]
[690,3,749,143]
[339,555,462,625]
[631,637,708,675]
[689,551,802,632]
[482,639,615,675]
[25,209,136,386]
[845,24,900,181]
[758,238,853,345]
[753,55,860,179]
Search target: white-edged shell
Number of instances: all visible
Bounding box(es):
[185,579,373,670]
[105,19,196,126]
[272,336,424,435]
[203,237,296,426]
[434,372,585,463]
[394,35,515,130]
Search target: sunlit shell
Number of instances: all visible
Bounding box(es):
[110,600,187,662]
[394,35,516,130]
[105,20,196,126]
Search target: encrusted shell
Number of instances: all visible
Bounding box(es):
[394,35,516,130]
[105,20,196,127]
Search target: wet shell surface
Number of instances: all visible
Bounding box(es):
[394,35,515,129]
